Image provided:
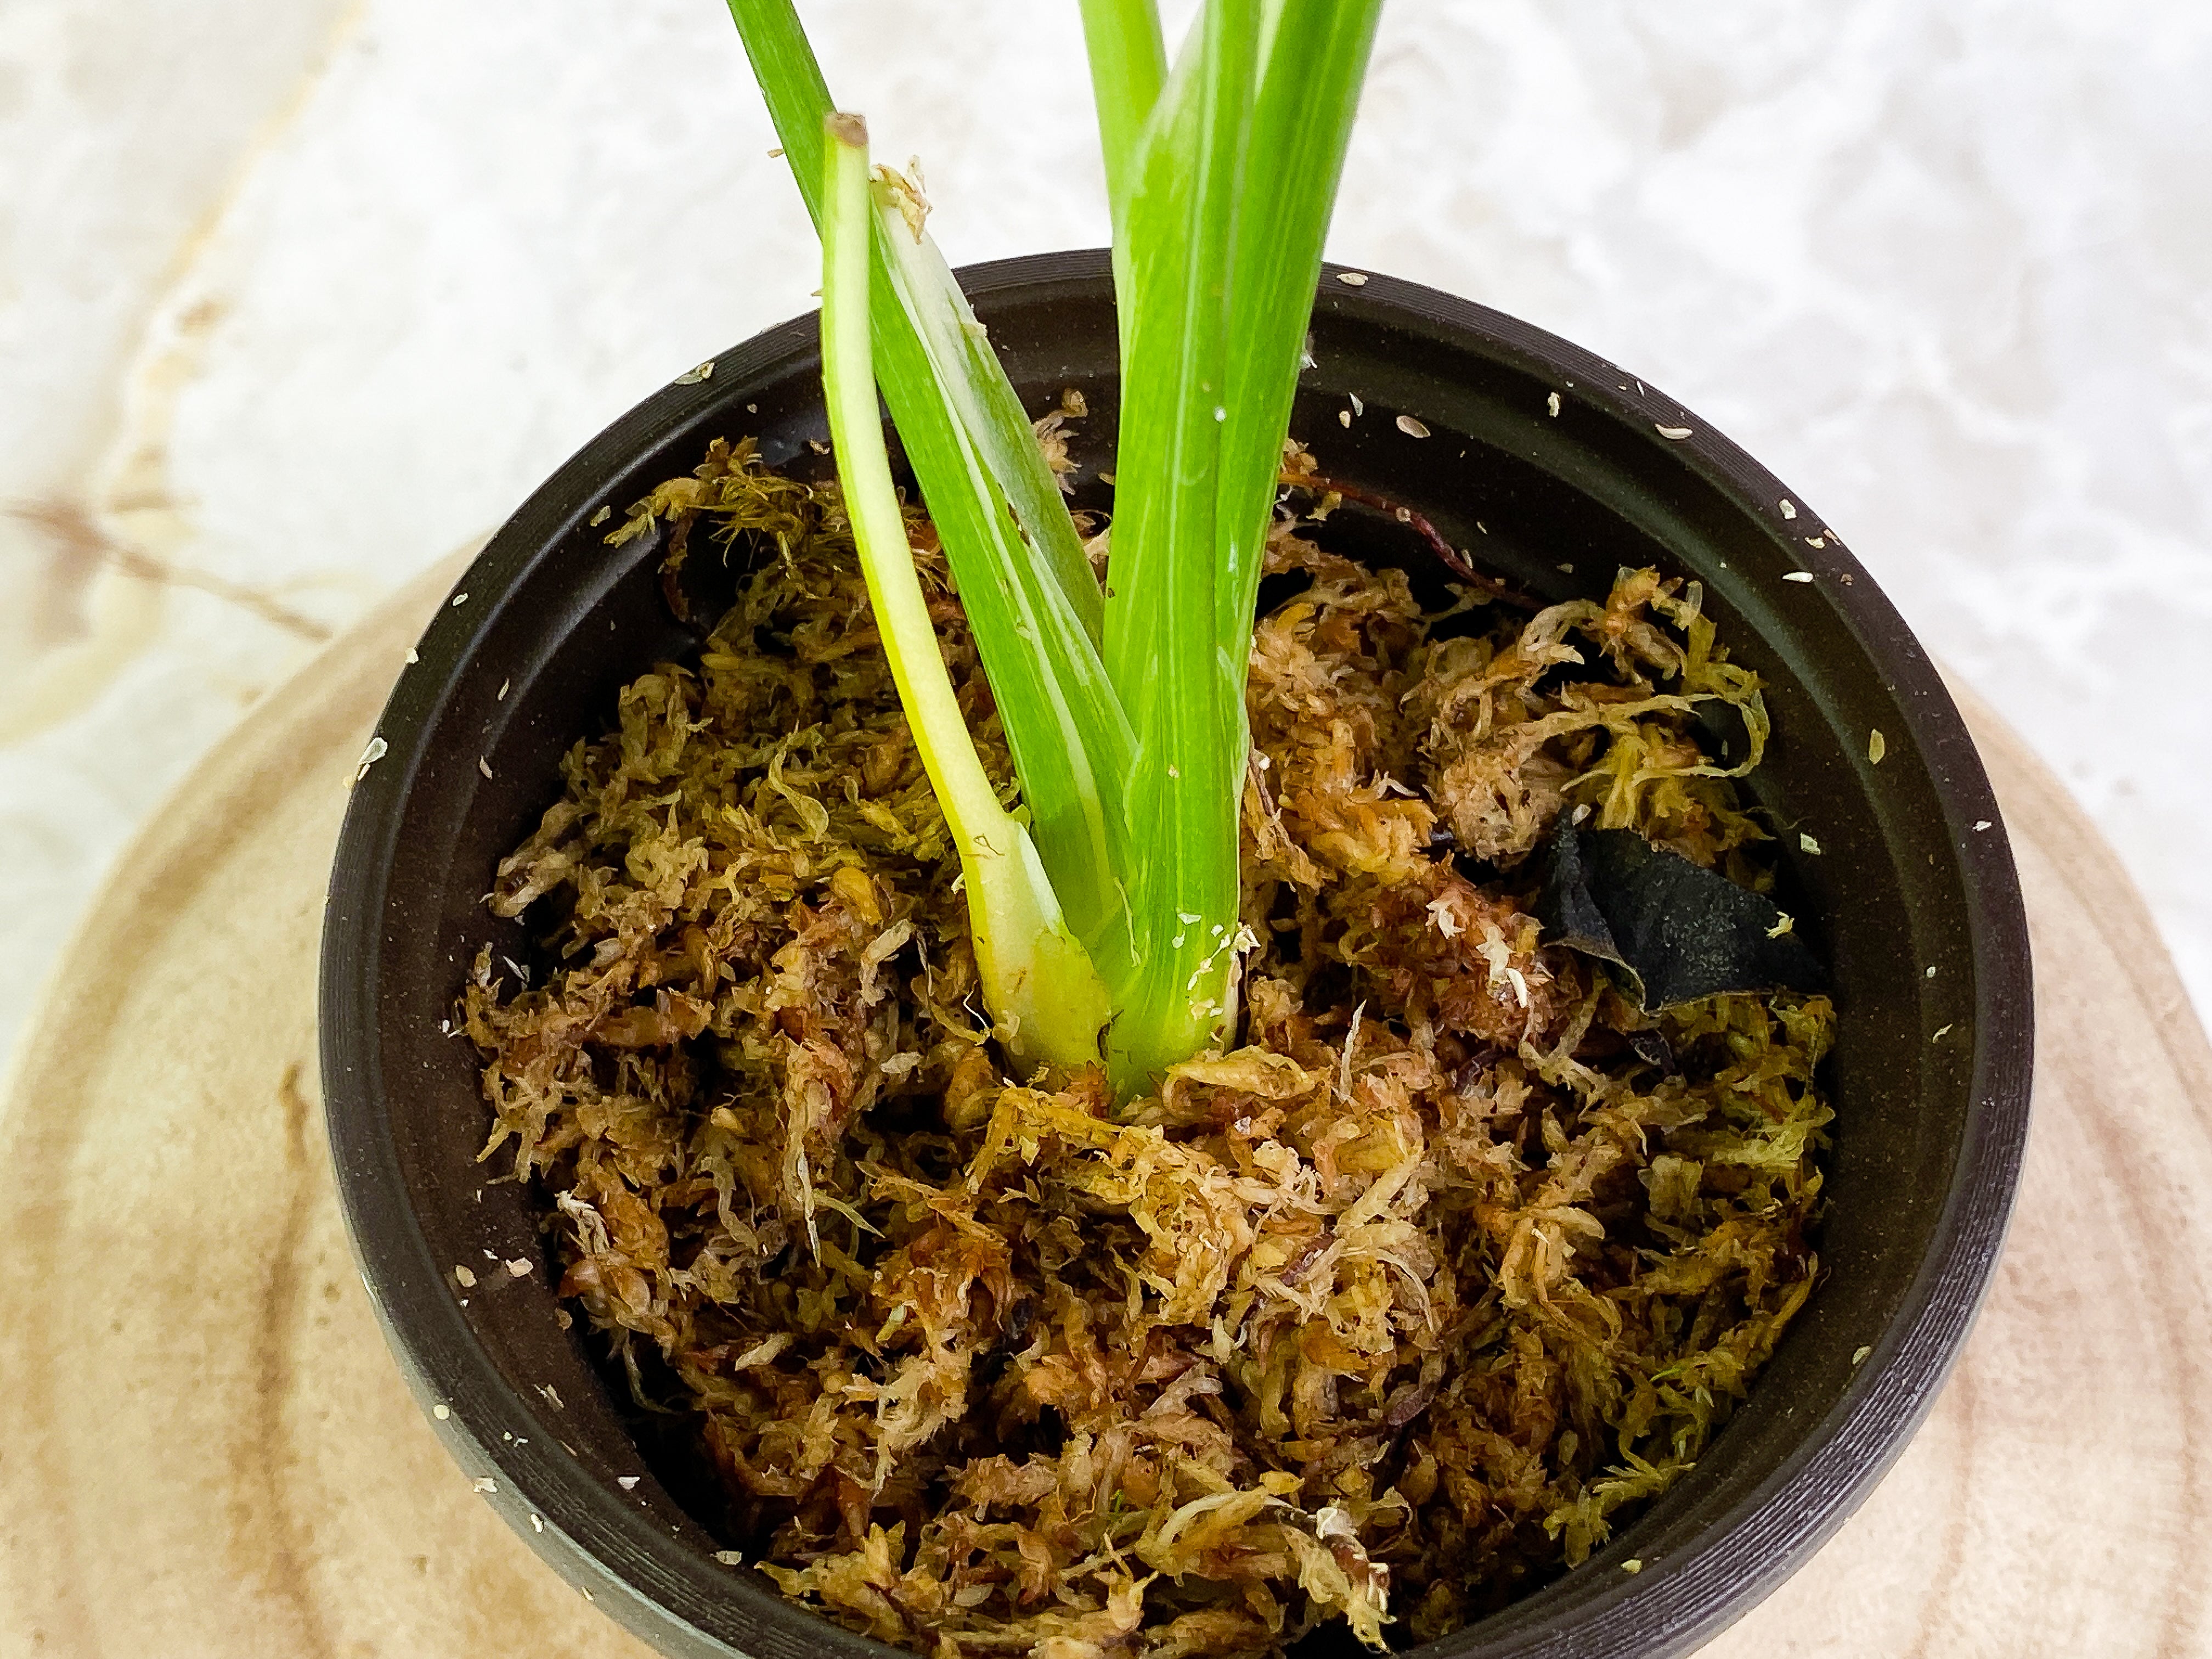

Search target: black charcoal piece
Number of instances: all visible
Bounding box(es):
[1538,824,1825,1012]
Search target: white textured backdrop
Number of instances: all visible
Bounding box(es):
[3,0,2208,1069]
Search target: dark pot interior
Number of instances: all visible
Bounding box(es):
[321,249,2033,1659]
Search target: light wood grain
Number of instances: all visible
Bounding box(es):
[2,572,2204,1659]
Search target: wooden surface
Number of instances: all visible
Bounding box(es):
[3,565,2207,1659]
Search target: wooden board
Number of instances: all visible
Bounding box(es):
[4,563,2207,1659]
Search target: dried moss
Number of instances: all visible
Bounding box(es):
[464,437,1832,1658]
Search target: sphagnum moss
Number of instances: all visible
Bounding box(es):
[464,441,1832,1659]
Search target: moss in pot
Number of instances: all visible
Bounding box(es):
[319,5,2033,1658]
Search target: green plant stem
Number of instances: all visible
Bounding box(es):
[725,0,1382,1102]
[1086,0,1381,1096]
[1077,0,1167,317]
[1216,1,1383,657]
[819,112,1110,1076]
[1097,0,1262,1095]
[1077,0,1167,219]
[727,0,1103,646]
[726,0,1137,1000]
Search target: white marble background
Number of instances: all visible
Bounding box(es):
[3,0,2208,1071]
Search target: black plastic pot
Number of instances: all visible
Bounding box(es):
[321,250,2033,1658]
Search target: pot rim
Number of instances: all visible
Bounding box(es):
[321,247,2033,1659]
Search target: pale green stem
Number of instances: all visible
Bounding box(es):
[819,113,1110,1077]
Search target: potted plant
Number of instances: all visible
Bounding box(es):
[320,4,2032,1657]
